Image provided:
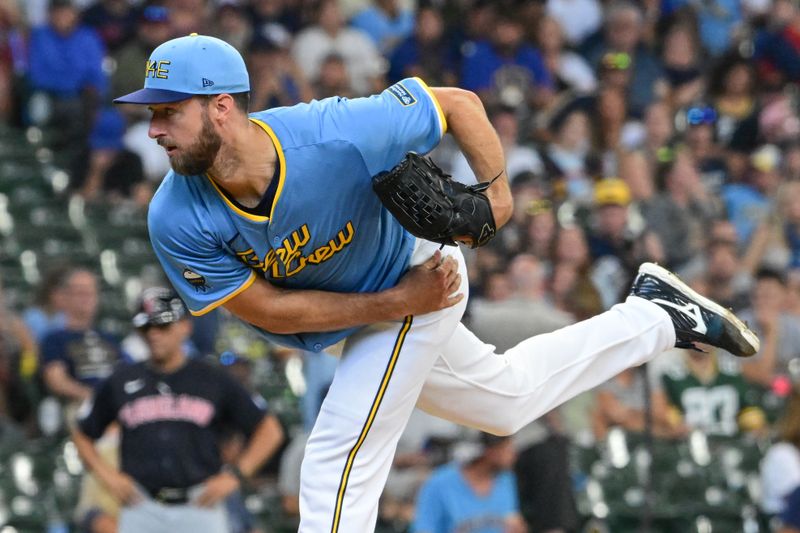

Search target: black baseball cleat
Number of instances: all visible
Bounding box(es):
[630,262,760,357]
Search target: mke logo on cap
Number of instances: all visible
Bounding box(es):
[145,60,171,79]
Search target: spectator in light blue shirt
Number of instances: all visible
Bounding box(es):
[412,434,526,533]
[722,144,781,244]
[22,265,69,344]
[661,0,742,57]
[351,0,415,56]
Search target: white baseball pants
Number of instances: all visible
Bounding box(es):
[118,485,227,533]
[298,240,676,533]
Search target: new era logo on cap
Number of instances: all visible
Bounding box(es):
[202,78,214,88]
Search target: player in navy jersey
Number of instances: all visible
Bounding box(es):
[72,288,283,533]
[114,34,759,532]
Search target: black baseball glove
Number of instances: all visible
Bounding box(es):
[372,152,498,248]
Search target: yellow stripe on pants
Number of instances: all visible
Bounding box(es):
[330,315,413,533]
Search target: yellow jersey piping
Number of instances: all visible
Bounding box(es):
[250,117,287,220]
[189,270,256,316]
[413,77,448,138]
[203,117,287,222]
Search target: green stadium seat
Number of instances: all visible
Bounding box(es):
[87,204,149,242]
[4,184,53,208]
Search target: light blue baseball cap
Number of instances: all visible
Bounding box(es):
[114,33,249,105]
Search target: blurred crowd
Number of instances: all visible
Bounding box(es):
[1,0,800,531]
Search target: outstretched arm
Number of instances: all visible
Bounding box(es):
[224,251,463,334]
[430,87,513,228]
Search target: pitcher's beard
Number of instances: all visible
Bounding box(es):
[168,110,222,176]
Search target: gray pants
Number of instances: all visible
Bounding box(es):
[119,486,228,533]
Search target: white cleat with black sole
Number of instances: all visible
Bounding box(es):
[630,262,760,357]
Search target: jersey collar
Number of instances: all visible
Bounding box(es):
[204,117,286,223]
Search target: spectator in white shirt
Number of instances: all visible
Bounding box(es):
[291,0,385,95]
[536,16,597,94]
[546,0,602,47]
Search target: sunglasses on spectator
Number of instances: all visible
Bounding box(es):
[138,322,175,333]
[686,106,717,126]
[601,52,631,70]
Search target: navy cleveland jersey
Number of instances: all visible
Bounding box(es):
[77,358,267,494]
[148,77,447,352]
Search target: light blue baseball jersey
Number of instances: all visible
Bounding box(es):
[149,77,447,352]
[412,463,519,533]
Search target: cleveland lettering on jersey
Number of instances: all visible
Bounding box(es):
[119,393,215,428]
